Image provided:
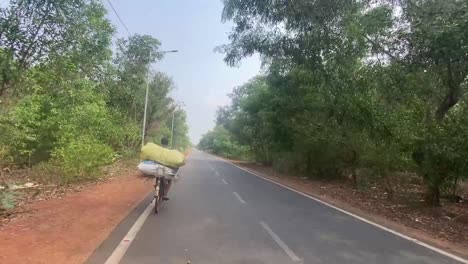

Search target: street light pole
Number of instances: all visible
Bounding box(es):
[141,49,178,148]
[141,50,151,148]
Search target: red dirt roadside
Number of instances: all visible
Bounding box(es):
[0,171,152,264]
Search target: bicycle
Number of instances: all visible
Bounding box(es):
[153,165,178,214]
[153,177,164,213]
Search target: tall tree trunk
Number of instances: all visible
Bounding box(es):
[262,144,271,166]
[435,61,460,121]
[424,63,461,205]
[351,171,358,190]
[452,176,459,197]
[426,184,441,206]
[383,171,394,200]
[0,82,6,97]
[435,91,458,121]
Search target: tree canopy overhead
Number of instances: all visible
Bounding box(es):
[200,0,468,206]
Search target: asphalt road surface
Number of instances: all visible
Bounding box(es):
[87,150,466,264]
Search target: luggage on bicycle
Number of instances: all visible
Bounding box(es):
[137,160,161,176]
[137,160,178,180]
[140,142,185,168]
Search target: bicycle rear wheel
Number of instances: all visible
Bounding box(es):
[154,177,167,214]
[154,198,159,214]
[154,178,161,214]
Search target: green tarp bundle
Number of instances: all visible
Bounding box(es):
[140,142,185,168]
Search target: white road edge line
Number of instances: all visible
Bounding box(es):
[213,155,468,264]
[233,191,246,204]
[104,200,154,264]
[222,178,228,185]
[260,221,302,263]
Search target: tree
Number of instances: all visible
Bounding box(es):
[109,34,162,119]
[218,76,275,164]
[218,0,468,205]
[169,109,191,151]
[0,0,114,96]
[144,72,175,141]
[0,1,191,184]
[198,126,250,159]
[396,0,468,205]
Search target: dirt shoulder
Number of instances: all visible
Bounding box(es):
[228,160,468,259]
[0,162,152,264]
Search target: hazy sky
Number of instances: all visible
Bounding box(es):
[103,0,261,143]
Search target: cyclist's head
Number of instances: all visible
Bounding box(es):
[161,137,169,147]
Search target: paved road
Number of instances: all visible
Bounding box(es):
[87,150,465,264]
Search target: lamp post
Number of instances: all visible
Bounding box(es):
[141,50,178,148]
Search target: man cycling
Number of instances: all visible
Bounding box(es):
[158,137,175,200]
[138,137,184,201]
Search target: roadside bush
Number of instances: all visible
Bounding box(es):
[0,1,192,188]
[413,119,468,205]
[50,136,115,184]
[271,151,305,175]
[0,94,44,164]
[0,189,18,211]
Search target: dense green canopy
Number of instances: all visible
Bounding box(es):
[200,0,468,205]
[0,0,190,184]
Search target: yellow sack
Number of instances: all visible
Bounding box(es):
[140,142,185,168]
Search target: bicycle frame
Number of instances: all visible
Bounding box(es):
[154,166,168,214]
[153,165,178,214]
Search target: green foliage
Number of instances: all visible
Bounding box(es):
[214,0,468,205]
[168,109,191,151]
[198,126,251,160]
[0,0,190,184]
[109,35,163,118]
[51,136,115,184]
[0,0,115,96]
[0,189,17,210]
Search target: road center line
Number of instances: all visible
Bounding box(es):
[233,191,246,204]
[260,221,302,263]
[222,178,228,185]
[104,200,154,264]
[207,162,215,171]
